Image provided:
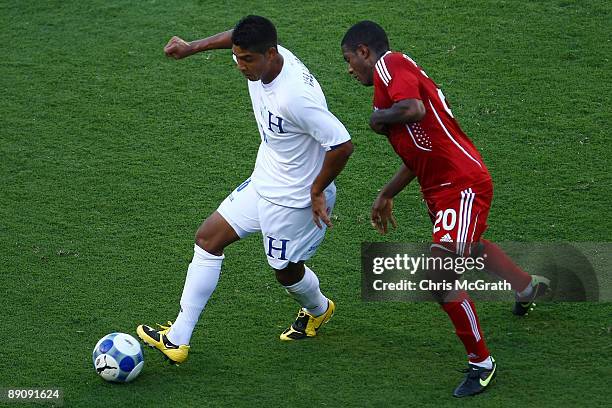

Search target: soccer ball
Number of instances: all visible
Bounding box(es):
[92,333,144,383]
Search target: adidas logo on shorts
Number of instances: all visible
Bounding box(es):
[440,233,453,243]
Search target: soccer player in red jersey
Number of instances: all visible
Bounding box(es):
[341,21,549,397]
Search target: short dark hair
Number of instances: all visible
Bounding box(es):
[232,15,277,54]
[341,20,389,55]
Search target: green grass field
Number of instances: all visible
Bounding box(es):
[2,0,611,406]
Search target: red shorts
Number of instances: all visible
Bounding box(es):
[424,180,493,257]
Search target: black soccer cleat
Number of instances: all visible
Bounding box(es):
[513,275,551,316]
[453,358,497,398]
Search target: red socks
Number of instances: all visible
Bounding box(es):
[438,240,530,363]
[441,293,490,363]
[481,239,532,292]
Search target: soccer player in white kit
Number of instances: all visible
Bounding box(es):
[137,16,354,364]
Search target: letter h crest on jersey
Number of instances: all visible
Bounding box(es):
[268,111,286,134]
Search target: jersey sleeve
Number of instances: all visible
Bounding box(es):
[283,94,351,150]
[377,55,421,102]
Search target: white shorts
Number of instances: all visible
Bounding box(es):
[217,178,336,269]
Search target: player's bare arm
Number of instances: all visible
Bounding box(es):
[311,141,354,229]
[371,164,415,234]
[164,30,234,59]
[369,99,426,134]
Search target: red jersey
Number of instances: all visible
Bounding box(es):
[373,52,491,197]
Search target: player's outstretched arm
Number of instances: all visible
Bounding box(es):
[164,30,234,59]
[311,141,354,229]
[371,164,415,234]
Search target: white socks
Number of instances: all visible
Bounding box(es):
[166,252,327,344]
[471,356,494,370]
[517,277,534,298]
[283,265,329,317]
[166,245,223,345]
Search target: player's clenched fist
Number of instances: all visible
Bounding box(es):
[164,36,192,59]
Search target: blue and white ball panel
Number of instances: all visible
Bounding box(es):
[94,354,120,382]
[113,333,142,355]
[124,360,144,382]
[92,332,144,383]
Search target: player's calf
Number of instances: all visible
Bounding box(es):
[278,264,335,340]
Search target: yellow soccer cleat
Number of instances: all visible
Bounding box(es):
[280,299,336,341]
[136,321,190,365]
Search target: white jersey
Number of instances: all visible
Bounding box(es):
[245,45,351,208]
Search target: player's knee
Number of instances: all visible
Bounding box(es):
[274,262,305,286]
[426,247,460,302]
[469,241,485,258]
[194,230,224,256]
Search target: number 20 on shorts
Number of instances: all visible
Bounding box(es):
[433,209,457,233]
